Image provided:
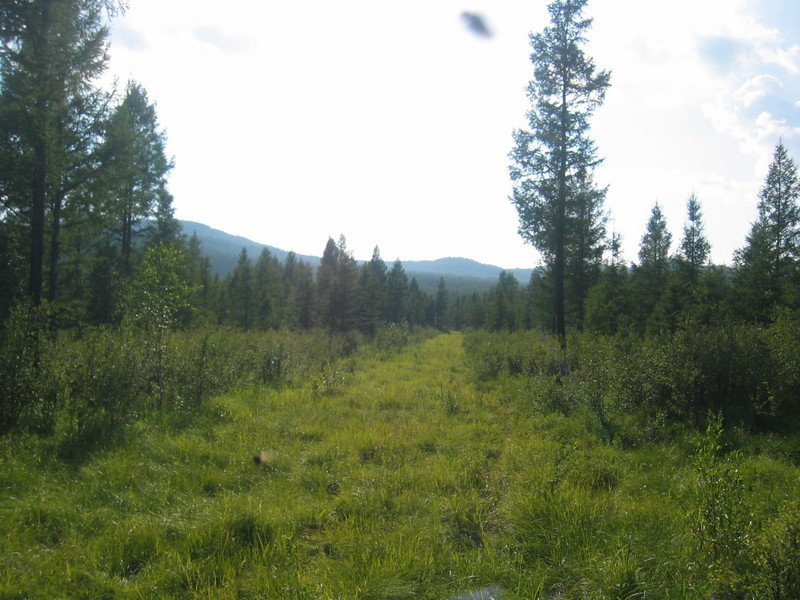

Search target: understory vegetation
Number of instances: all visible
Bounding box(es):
[2,331,799,599]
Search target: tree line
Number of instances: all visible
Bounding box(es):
[2,0,799,341]
[475,141,800,335]
[0,0,459,336]
[0,0,177,327]
[193,235,451,333]
[504,0,800,342]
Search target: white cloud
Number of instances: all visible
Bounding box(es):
[702,73,791,150]
[765,44,800,74]
[736,74,783,107]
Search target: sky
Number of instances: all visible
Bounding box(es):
[106,0,800,269]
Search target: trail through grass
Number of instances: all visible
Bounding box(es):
[2,333,799,599]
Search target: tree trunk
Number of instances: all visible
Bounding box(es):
[48,192,63,305]
[29,137,47,306]
[554,91,569,349]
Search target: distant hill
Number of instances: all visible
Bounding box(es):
[179,220,534,295]
[401,257,534,286]
[180,221,319,277]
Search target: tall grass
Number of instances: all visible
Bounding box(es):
[1,330,799,598]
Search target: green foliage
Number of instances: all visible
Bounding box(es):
[750,501,800,599]
[679,193,712,277]
[509,0,610,341]
[0,320,353,453]
[3,332,800,598]
[464,329,565,382]
[124,242,193,331]
[734,142,800,321]
[691,414,749,569]
[0,304,57,434]
[466,314,800,441]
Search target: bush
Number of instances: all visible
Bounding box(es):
[0,304,58,434]
[0,322,357,453]
[466,315,800,440]
[750,500,800,599]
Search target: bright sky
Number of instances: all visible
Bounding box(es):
[107,0,800,269]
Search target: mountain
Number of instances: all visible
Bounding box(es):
[179,220,534,294]
[400,257,534,285]
[180,220,319,277]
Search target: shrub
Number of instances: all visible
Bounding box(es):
[0,304,58,434]
[750,500,800,599]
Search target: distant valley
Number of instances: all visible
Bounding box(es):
[180,220,535,296]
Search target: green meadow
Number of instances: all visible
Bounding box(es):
[2,332,800,599]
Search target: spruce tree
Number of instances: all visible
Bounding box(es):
[253,248,283,329]
[435,277,448,330]
[509,0,610,346]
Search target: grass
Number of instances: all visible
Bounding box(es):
[1,332,799,598]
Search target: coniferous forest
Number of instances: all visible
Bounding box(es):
[2,1,800,599]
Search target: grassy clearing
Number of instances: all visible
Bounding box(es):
[1,332,799,598]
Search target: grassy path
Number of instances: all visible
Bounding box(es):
[1,333,522,599]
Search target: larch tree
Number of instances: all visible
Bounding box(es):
[317,235,358,332]
[358,246,388,335]
[386,259,408,324]
[228,248,253,329]
[101,81,173,274]
[678,193,711,280]
[509,0,610,346]
[633,202,672,331]
[0,0,121,306]
[638,202,672,275]
[735,142,800,320]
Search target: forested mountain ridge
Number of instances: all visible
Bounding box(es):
[179,220,535,295]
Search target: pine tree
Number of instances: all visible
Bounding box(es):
[509,0,610,346]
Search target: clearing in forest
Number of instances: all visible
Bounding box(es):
[4,332,796,599]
